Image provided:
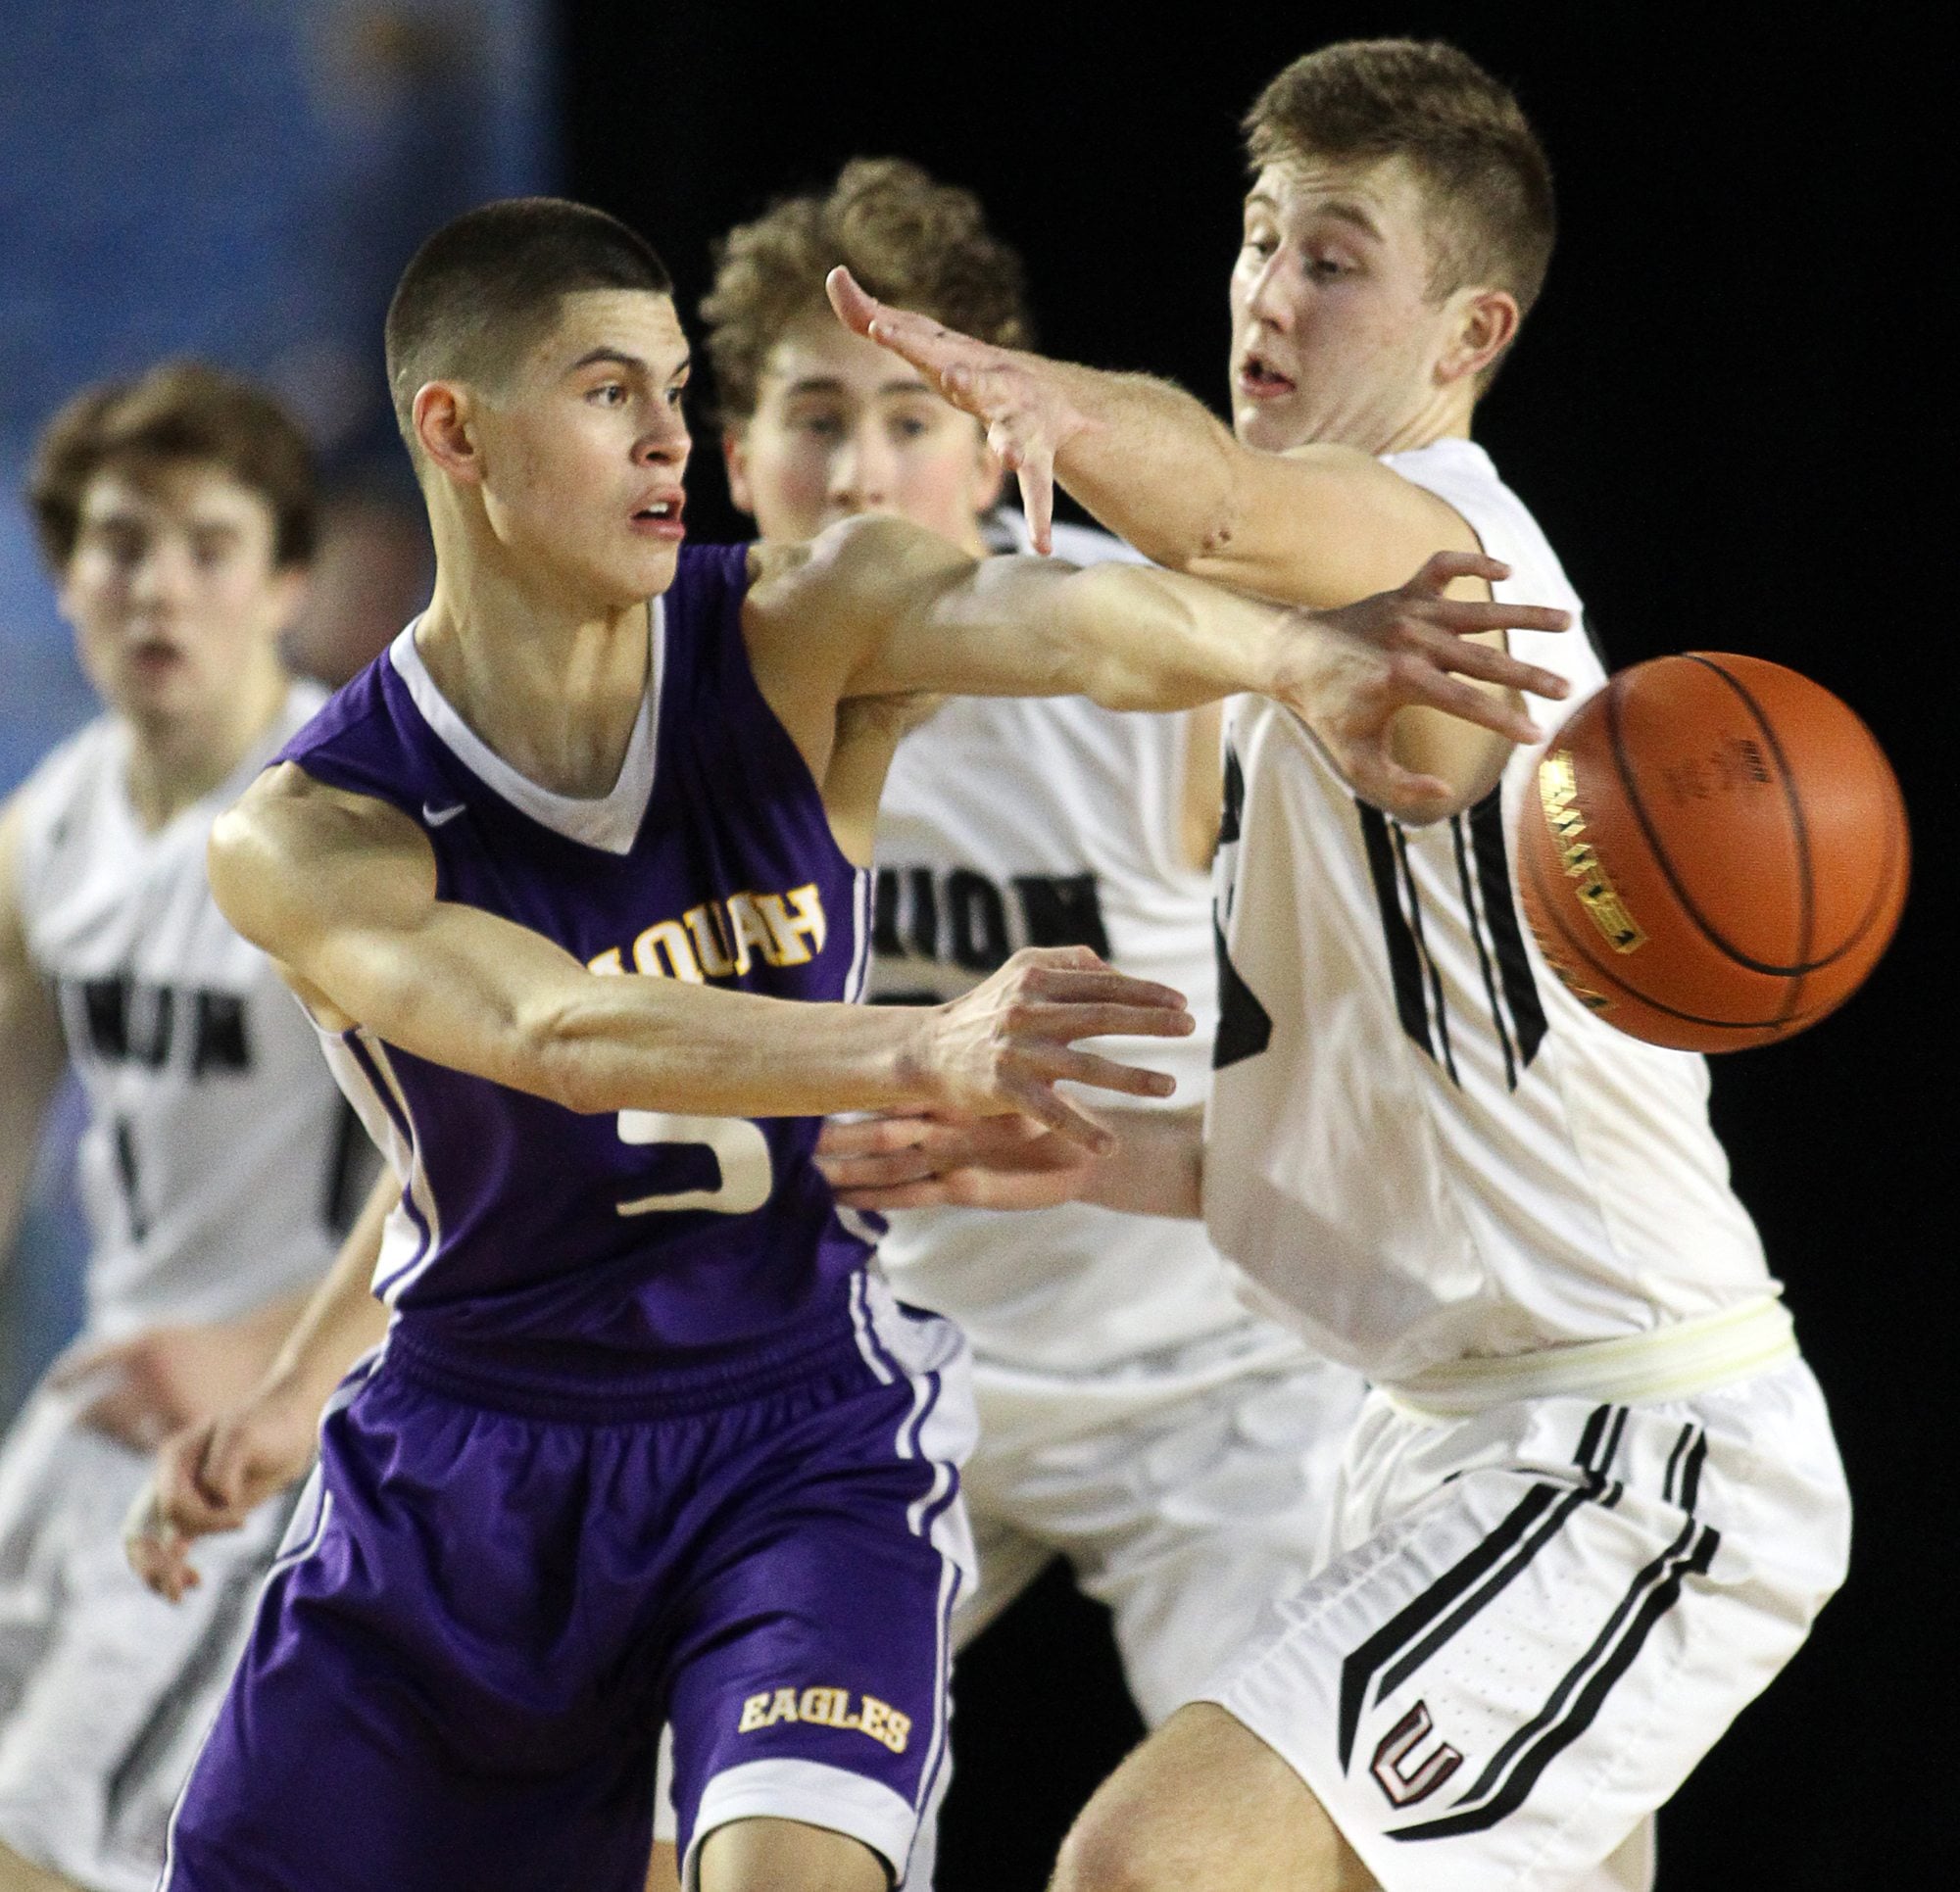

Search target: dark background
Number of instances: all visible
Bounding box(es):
[564,4,1946,1884]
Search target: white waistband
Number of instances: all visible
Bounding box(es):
[1381,1296,1798,1419]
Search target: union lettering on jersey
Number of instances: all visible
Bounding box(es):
[274,543,877,1361]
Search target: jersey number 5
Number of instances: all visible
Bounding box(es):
[614,1112,772,1216]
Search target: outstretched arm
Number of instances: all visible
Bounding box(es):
[815,1105,1204,1220]
[826,271,1554,814]
[209,772,1192,1149]
[828,267,1471,603]
[753,519,1568,825]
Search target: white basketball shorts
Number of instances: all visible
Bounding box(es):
[1204,1358,1849,1892]
[0,1378,296,1892]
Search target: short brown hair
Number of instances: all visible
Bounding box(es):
[27,361,318,572]
[1246,40,1555,326]
[702,158,1033,424]
[385,196,673,455]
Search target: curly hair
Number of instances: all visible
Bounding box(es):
[702,158,1032,424]
[27,360,318,572]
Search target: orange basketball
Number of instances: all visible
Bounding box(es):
[1515,653,1908,1051]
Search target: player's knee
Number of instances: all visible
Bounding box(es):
[1051,1795,1164,1892]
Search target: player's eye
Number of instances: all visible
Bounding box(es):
[1305,255,1351,281]
[588,382,628,406]
[795,412,845,441]
[890,413,931,442]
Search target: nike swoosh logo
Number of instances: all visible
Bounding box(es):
[422,801,466,827]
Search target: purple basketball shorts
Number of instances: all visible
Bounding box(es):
[159,1273,974,1890]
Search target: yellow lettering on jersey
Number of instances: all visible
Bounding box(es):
[684,903,739,978]
[632,920,705,982]
[756,884,826,966]
[726,893,779,973]
[734,1684,908,1752]
[606,886,832,985]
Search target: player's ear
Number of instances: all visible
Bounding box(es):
[722,427,757,518]
[1438,287,1520,387]
[412,382,483,486]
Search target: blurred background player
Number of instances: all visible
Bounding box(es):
[0,364,375,1892]
[825,38,1850,1892]
[0,0,556,1458]
[652,155,1365,1880]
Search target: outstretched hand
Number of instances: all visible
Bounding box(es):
[1286,550,1572,823]
[910,945,1191,1151]
[828,267,1083,554]
[818,1109,1099,1212]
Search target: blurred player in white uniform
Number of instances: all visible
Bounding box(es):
[824,41,1849,1892]
[0,365,374,1892]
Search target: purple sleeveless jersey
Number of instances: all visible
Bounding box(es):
[279,541,877,1365]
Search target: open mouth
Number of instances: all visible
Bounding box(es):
[631,496,686,537]
[1238,355,1297,399]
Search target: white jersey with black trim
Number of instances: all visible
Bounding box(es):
[871,511,1283,1371]
[1201,440,1774,1389]
[12,683,361,1344]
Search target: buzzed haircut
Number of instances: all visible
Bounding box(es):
[1246,40,1556,329]
[702,157,1033,425]
[384,196,673,457]
[27,360,318,572]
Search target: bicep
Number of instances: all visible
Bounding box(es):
[210,786,596,1101]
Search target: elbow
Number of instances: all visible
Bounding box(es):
[509,995,614,1116]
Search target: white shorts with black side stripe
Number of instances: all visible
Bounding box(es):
[1203,1359,1848,1892]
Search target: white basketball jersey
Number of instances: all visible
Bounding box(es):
[871,512,1281,1371]
[1202,440,1773,1387]
[13,683,364,1344]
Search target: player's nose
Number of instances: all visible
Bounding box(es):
[828,426,890,509]
[1243,252,1295,331]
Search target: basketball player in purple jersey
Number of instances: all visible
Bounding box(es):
[126,198,1569,1891]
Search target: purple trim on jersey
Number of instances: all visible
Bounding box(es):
[272,544,877,1367]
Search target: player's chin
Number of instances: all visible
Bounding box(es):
[1232,399,1306,454]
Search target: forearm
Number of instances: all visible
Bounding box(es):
[867,553,1292,713]
[1042,364,1250,574]
[514,980,936,1120]
[1081,1104,1204,1219]
[257,1175,394,1415]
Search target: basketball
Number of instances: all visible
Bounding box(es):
[1515,653,1908,1051]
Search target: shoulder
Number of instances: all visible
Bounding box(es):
[745,514,973,631]
[208,762,431,949]
[3,714,120,917]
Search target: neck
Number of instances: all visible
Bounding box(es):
[122,655,289,833]
[416,525,653,800]
[1368,378,1479,457]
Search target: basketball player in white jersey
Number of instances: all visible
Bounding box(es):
[822,39,1850,1892]
[625,159,1363,1879]
[0,364,378,1892]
